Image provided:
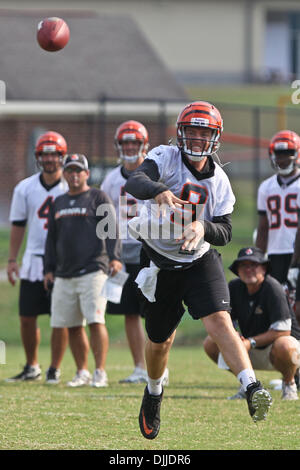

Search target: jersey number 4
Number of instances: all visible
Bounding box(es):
[37,196,54,229]
[267,194,298,229]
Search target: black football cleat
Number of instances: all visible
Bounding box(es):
[139,386,163,439]
[5,364,41,382]
[246,381,272,423]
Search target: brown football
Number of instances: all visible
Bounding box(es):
[37,17,70,52]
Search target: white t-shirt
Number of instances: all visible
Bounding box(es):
[128,145,235,263]
[101,165,143,264]
[9,172,68,280]
[257,173,300,255]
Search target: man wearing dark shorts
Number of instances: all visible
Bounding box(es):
[6,131,69,383]
[101,121,151,384]
[125,101,272,439]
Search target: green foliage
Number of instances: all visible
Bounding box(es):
[186,84,293,108]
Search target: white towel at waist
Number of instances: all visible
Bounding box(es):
[135,261,160,302]
[20,251,44,282]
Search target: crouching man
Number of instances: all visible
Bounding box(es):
[204,247,300,400]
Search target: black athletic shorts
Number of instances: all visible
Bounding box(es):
[268,253,292,284]
[106,264,143,316]
[139,248,231,343]
[19,280,51,317]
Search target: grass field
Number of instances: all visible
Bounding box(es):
[1,173,298,451]
[0,344,299,451]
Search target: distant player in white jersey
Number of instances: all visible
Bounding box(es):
[125,101,272,439]
[6,131,69,383]
[256,130,300,284]
[101,120,148,384]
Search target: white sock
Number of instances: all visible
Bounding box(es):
[237,369,257,392]
[147,373,164,396]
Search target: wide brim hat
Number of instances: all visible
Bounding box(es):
[229,247,271,276]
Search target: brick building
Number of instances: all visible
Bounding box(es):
[0,10,186,224]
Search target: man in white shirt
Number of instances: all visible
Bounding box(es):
[256,130,300,285]
[101,121,149,384]
[6,131,69,383]
[125,101,272,439]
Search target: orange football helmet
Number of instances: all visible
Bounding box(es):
[114,120,149,162]
[35,131,67,170]
[269,130,300,175]
[176,101,223,161]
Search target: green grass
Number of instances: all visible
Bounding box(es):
[0,344,298,450]
[185,84,294,108]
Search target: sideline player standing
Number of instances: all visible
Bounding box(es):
[256,130,300,284]
[101,120,149,384]
[125,101,272,439]
[6,131,69,383]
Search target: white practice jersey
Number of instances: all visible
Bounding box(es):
[128,145,235,264]
[9,172,68,280]
[257,173,300,254]
[101,165,143,264]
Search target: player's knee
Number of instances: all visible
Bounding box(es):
[271,336,298,363]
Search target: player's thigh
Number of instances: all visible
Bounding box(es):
[141,269,186,343]
[268,253,292,284]
[183,249,230,319]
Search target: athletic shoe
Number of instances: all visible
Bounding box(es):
[139,386,163,440]
[5,364,41,382]
[282,381,299,400]
[269,379,282,390]
[119,366,148,384]
[246,381,272,422]
[227,386,246,400]
[162,368,169,386]
[67,370,91,387]
[91,369,108,388]
[45,367,61,384]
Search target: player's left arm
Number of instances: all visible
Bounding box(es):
[255,212,269,253]
[203,214,232,246]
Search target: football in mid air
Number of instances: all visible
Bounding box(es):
[37,17,70,52]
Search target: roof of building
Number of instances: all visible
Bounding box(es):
[0,9,187,101]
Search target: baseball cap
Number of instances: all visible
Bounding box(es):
[63,153,89,170]
[229,247,271,276]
